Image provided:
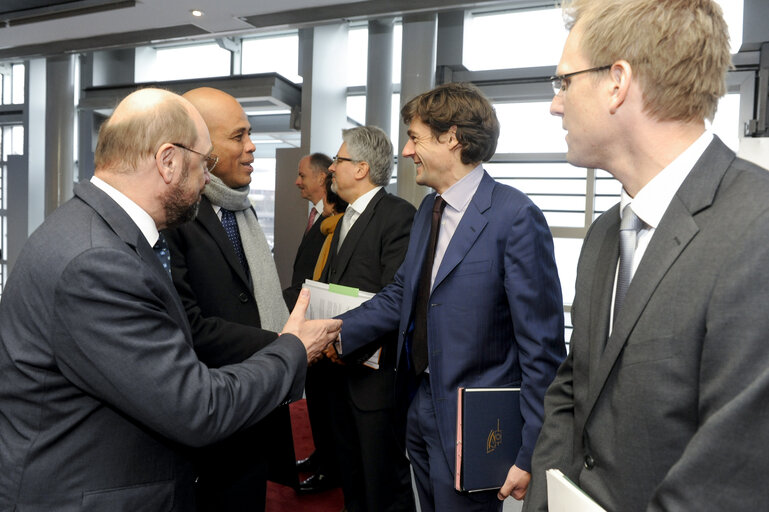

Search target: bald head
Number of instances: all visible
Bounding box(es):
[183,87,255,188]
[95,88,206,173]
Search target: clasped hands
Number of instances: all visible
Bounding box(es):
[280,288,343,364]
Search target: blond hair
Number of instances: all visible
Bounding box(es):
[563,0,730,122]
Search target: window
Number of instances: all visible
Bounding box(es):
[242,33,301,83]
[1,63,25,105]
[135,43,231,82]
[464,8,567,71]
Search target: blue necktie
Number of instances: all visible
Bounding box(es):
[153,233,172,279]
[220,208,248,271]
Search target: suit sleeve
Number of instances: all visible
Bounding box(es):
[646,209,769,510]
[504,201,566,473]
[337,199,416,356]
[51,247,306,447]
[164,227,278,368]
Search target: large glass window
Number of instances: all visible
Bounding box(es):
[242,33,301,83]
[137,43,231,82]
[464,8,567,71]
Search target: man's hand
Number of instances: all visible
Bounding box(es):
[281,289,342,363]
[323,343,344,365]
[497,465,530,501]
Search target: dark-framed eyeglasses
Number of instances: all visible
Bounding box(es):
[332,155,357,165]
[550,65,612,95]
[172,142,219,172]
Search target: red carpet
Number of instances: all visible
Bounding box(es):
[266,399,344,512]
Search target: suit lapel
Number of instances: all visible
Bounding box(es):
[74,182,191,340]
[195,197,251,287]
[331,188,387,278]
[583,136,735,420]
[586,211,619,395]
[432,172,493,291]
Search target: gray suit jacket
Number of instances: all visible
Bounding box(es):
[525,137,769,511]
[0,181,306,511]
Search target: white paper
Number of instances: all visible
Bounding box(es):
[546,468,606,512]
[301,279,381,369]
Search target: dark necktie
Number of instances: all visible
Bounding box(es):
[614,204,643,321]
[305,208,318,235]
[220,208,249,271]
[153,233,172,279]
[411,196,447,375]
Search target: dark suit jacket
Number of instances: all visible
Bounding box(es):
[525,137,769,511]
[321,188,415,410]
[338,171,565,473]
[164,196,297,489]
[0,181,306,511]
[283,209,327,309]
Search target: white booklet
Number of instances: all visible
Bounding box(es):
[546,468,606,512]
[301,279,380,369]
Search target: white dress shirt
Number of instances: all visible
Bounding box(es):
[610,130,714,329]
[337,186,383,250]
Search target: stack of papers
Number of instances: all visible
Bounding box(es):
[301,280,380,369]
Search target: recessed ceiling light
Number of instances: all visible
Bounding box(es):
[190,9,204,17]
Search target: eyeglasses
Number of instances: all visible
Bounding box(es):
[332,155,357,164]
[550,65,612,95]
[172,143,219,172]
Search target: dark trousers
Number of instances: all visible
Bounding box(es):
[406,376,502,512]
[327,372,415,512]
[305,359,343,480]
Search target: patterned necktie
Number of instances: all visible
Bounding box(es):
[220,208,249,271]
[305,208,318,235]
[153,233,172,279]
[411,196,447,375]
[614,204,643,321]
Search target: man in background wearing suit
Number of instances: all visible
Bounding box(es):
[333,83,565,512]
[321,125,417,512]
[0,88,341,511]
[524,1,769,510]
[285,152,344,495]
[163,86,295,511]
[284,153,331,309]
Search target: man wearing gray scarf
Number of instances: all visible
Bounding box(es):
[164,87,293,512]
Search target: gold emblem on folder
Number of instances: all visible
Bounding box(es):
[486,419,502,453]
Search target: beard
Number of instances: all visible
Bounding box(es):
[163,165,201,229]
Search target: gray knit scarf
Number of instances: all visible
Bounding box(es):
[203,175,289,332]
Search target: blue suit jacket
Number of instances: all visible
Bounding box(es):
[339,171,565,473]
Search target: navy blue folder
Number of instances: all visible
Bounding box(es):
[455,387,522,492]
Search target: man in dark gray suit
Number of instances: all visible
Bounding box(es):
[523,1,769,511]
[0,88,341,511]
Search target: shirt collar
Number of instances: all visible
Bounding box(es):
[440,164,484,212]
[620,130,713,228]
[347,186,383,216]
[91,175,160,247]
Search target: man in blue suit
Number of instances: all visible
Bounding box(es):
[334,82,566,512]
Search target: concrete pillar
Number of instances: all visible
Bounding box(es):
[397,13,437,207]
[274,23,348,288]
[44,54,76,215]
[366,18,395,135]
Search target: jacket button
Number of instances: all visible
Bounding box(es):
[238,292,249,303]
[584,454,595,470]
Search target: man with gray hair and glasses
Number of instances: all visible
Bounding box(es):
[319,125,417,512]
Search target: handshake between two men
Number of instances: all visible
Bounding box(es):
[281,288,342,363]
